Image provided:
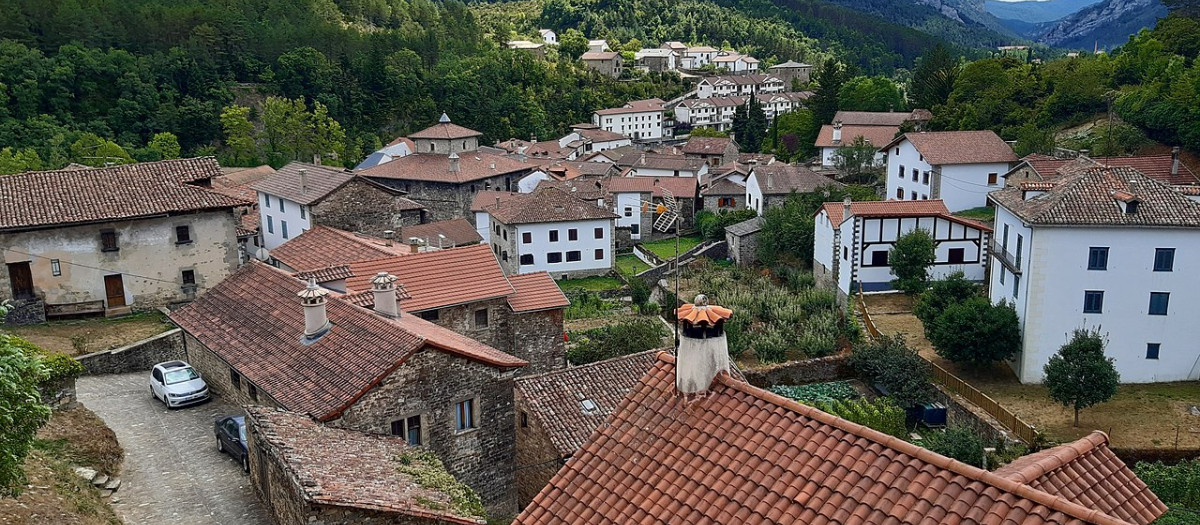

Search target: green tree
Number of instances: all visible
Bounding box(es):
[928,297,1021,368]
[848,334,935,407]
[688,127,728,138]
[567,319,666,365]
[810,58,850,125]
[558,28,588,60]
[1043,329,1120,427]
[831,136,882,183]
[732,98,768,152]
[0,147,43,175]
[838,76,905,112]
[913,271,981,336]
[764,109,817,162]
[0,324,52,497]
[220,105,259,166]
[146,132,181,160]
[889,228,936,294]
[922,426,987,468]
[911,43,958,110]
[69,133,133,166]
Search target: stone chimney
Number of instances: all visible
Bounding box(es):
[370,272,400,319]
[1172,147,1180,176]
[298,278,332,342]
[832,120,843,146]
[299,168,308,194]
[313,154,321,165]
[449,152,461,173]
[675,294,733,395]
[842,196,852,223]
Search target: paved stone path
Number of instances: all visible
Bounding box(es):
[77,373,272,525]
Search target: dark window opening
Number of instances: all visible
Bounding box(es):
[594,227,604,239]
[1149,292,1169,315]
[549,230,559,242]
[100,230,119,252]
[175,225,192,244]
[568,229,578,241]
[520,254,534,265]
[595,248,604,260]
[566,251,582,262]
[1088,247,1108,271]
[522,232,532,244]
[181,270,196,286]
[1146,343,1160,360]
[474,309,489,328]
[1083,291,1104,314]
[948,248,965,264]
[1153,248,1175,272]
[870,251,888,266]
[230,369,241,390]
[248,384,258,402]
[419,309,440,321]
[547,252,563,263]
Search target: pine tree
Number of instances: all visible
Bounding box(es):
[911,44,958,110]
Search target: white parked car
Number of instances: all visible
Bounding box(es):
[149,361,210,408]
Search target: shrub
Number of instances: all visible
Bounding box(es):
[565,292,620,320]
[695,208,757,241]
[724,315,750,360]
[798,310,840,358]
[396,449,486,519]
[889,228,936,294]
[769,381,859,404]
[928,297,1021,368]
[567,319,666,365]
[913,271,982,335]
[921,426,987,468]
[1043,329,1120,427]
[819,397,907,437]
[1135,460,1200,510]
[40,353,86,384]
[629,277,650,306]
[752,325,790,364]
[848,334,935,407]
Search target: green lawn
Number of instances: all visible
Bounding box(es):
[557,276,626,292]
[641,235,705,261]
[616,254,653,277]
[954,206,996,222]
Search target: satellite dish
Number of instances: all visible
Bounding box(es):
[254,247,271,262]
[653,188,679,233]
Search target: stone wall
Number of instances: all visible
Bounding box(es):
[39,377,77,410]
[701,195,744,213]
[726,229,758,266]
[77,328,186,375]
[741,354,855,388]
[370,174,520,221]
[932,385,1019,446]
[513,393,567,509]
[311,178,426,237]
[332,349,520,517]
[2,298,45,326]
[508,309,566,375]
[183,332,283,409]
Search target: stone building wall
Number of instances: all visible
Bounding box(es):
[726,230,759,266]
[513,393,567,509]
[331,349,520,517]
[311,178,426,236]
[425,298,512,356]
[701,194,744,212]
[370,173,522,221]
[508,309,566,375]
[77,328,185,375]
[1002,164,1038,188]
[0,210,239,310]
[741,354,854,388]
[182,332,283,409]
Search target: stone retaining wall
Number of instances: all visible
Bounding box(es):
[76,328,185,375]
[741,354,855,388]
[932,385,1019,446]
[39,377,77,410]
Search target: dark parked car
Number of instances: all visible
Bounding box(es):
[215,415,249,472]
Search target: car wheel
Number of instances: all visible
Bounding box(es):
[217,437,225,453]
[241,454,249,473]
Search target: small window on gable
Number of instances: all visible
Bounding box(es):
[520,411,529,428]
[51,259,61,276]
[568,228,578,241]
[1088,247,1109,271]
[248,384,258,402]
[300,206,306,219]
[391,414,423,446]
[175,225,192,244]
[230,369,241,390]
[419,310,440,321]
[948,248,964,264]
[896,188,903,199]
[1153,248,1174,272]
[454,398,477,432]
[594,227,604,239]
[181,269,196,286]
[987,173,998,185]
[474,308,489,328]
[522,232,532,244]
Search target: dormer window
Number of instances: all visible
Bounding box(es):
[1125,200,1139,214]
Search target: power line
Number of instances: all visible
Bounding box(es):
[5,248,184,285]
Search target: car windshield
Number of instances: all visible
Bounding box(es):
[163,367,199,385]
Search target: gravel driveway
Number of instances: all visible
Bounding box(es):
[77,373,272,525]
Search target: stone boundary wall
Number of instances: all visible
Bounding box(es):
[40,377,77,410]
[932,385,1019,446]
[76,328,185,375]
[741,354,854,388]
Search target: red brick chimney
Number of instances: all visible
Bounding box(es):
[674,294,733,394]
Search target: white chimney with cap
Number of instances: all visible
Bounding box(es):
[449,152,461,173]
[1172,146,1181,176]
[832,120,843,146]
[371,272,401,319]
[298,278,332,342]
[842,196,853,224]
[299,168,308,194]
[675,294,733,394]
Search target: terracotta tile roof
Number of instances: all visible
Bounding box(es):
[391,311,525,367]
[770,60,812,69]
[485,186,617,225]
[833,110,921,127]
[540,161,618,180]
[575,128,628,144]
[244,407,485,524]
[345,244,515,312]
[737,153,775,165]
[682,137,734,155]
[250,162,353,205]
[359,151,533,184]
[814,124,900,148]
[701,74,780,86]
[536,178,610,202]
[607,176,699,199]
[270,226,409,271]
[1099,154,1199,185]
[594,99,664,116]
[406,120,482,140]
[516,352,1162,525]
[990,166,1200,227]
[514,350,660,457]
[680,96,747,108]
[470,190,522,212]
[700,177,744,197]
[506,272,570,312]
[295,264,355,283]
[581,51,619,61]
[1019,154,1079,178]
[616,153,708,172]
[819,200,993,232]
[751,164,842,195]
[0,157,246,231]
[399,218,482,247]
[993,432,1166,525]
[884,131,1018,166]
[236,210,260,237]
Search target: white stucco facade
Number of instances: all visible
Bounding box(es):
[990,204,1200,383]
[506,219,613,277]
[258,191,311,250]
[745,174,767,214]
[593,110,664,140]
[884,139,1010,212]
[614,192,645,240]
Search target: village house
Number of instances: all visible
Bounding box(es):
[478,186,617,278]
[358,114,537,220]
[816,121,897,167]
[516,161,618,193]
[724,216,762,265]
[988,166,1200,384]
[538,29,556,45]
[507,40,546,59]
[682,137,739,166]
[755,91,812,120]
[211,164,276,264]
[515,296,1167,524]
[768,60,813,85]
[513,350,659,507]
[253,162,426,250]
[607,175,700,241]
[835,109,933,129]
[587,40,610,53]
[696,74,785,99]
[700,175,748,211]
[881,130,1018,212]
[170,262,527,515]
[712,52,760,73]
[399,218,482,250]
[268,226,568,375]
[592,99,667,141]
[634,48,677,72]
[675,96,745,132]
[580,51,622,78]
[244,407,486,525]
[1004,149,1199,188]
[617,152,710,179]
[745,164,842,214]
[813,199,991,303]
[683,46,719,68]
[354,136,414,170]
[0,158,245,324]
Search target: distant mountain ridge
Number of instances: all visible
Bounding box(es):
[816,0,1022,48]
[984,0,1103,23]
[1037,0,1167,49]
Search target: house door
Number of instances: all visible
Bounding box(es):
[104,274,126,307]
[6,262,34,300]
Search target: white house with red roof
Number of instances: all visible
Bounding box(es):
[988,166,1200,383]
[479,186,618,278]
[881,130,1018,212]
[591,99,667,141]
[813,199,991,300]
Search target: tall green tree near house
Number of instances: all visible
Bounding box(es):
[220,105,259,167]
[809,58,850,126]
[838,76,906,112]
[928,298,1021,368]
[732,98,768,153]
[831,135,883,183]
[558,28,589,60]
[1043,329,1120,427]
[911,43,958,110]
[889,228,936,294]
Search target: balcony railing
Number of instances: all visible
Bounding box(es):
[989,238,1022,274]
